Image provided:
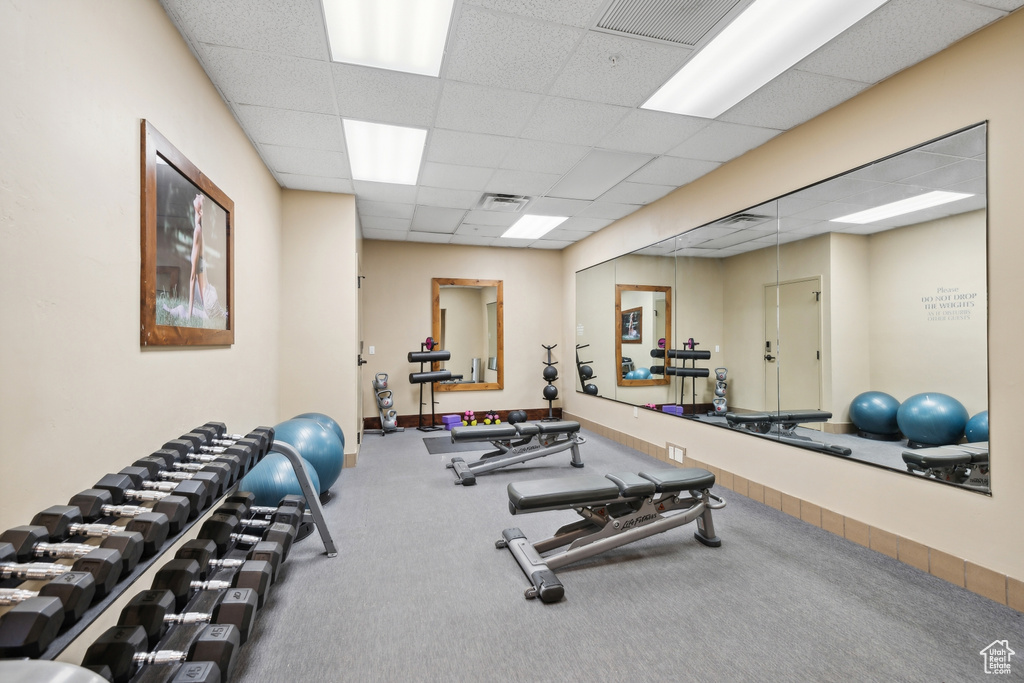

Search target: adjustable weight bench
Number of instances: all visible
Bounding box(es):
[902,442,989,489]
[496,468,725,603]
[724,410,852,456]
[446,421,585,485]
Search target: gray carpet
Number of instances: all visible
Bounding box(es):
[231,427,1022,682]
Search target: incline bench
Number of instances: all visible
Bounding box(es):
[445,420,585,485]
[724,410,852,456]
[496,468,725,603]
[902,441,989,489]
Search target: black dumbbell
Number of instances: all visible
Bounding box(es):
[118,587,258,647]
[175,538,284,585]
[0,596,63,658]
[126,453,230,500]
[152,557,272,610]
[94,472,212,517]
[0,570,95,628]
[223,492,306,525]
[0,530,127,592]
[68,487,190,536]
[198,511,296,562]
[30,505,167,558]
[154,442,245,487]
[82,623,238,683]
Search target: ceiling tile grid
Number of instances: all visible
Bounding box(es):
[331,64,442,127]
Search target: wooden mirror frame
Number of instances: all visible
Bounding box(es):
[432,278,503,392]
[615,284,671,387]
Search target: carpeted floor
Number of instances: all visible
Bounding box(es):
[231,426,1022,682]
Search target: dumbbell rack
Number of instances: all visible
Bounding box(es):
[541,344,558,422]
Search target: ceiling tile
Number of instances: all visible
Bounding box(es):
[412,206,467,232]
[486,169,561,196]
[667,121,782,163]
[199,45,336,114]
[435,81,542,137]
[162,0,328,59]
[628,156,720,186]
[493,236,540,248]
[545,227,600,242]
[417,186,483,209]
[718,69,870,130]
[445,6,582,93]
[362,228,407,241]
[332,64,441,127]
[462,210,520,227]
[407,231,453,244]
[277,174,354,194]
[848,150,961,184]
[499,139,590,175]
[464,0,608,27]
[420,162,495,192]
[352,181,418,204]
[961,0,1024,9]
[796,0,1007,85]
[599,181,676,204]
[234,105,345,151]
[450,234,498,247]
[361,215,412,231]
[599,109,711,155]
[794,175,886,203]
[520,96,631,146]
[558,216,614,232]
[455,223,509,238]
[527,197,592,216]
[357,200,416,219]
[425,129,515,167]
[260,144,350,177]
[547,149,653,200]
[548,30,692,107]
[578,201,641,220]
[529,239,574,250]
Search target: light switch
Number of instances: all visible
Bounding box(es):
[369,346,375,355]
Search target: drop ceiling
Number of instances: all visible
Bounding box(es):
[159,0,1020,250]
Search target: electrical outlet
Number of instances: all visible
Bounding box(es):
[633,406,638,418]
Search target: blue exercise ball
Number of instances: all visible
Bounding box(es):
[849,391,901,436]
[293,412,345,451]
[273,418,344,493]
[238,453,321,507]
[965,410,989,442]
[625,371,636,380]
[896,393,969,446]
[635,367,651,379]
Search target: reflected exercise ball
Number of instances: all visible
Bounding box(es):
[584,384,599,395]
[635,367,651,379]
[965,410,989,443]
[896,393,969,447]
[273,418,344,493]
[238,453,321,507]
[849,391,901,438]
[579,365,593,380]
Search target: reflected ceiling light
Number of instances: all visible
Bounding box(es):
[322,0,455,76]
[830,191,974,224]
[343,119,426,185]
[642,0,888,119]
[501,215,569,240]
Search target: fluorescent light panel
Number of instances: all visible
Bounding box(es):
[322,0,454,76]
[343,119,426,185]
[830,191,974,224]
[502,215,568,240]
[642,0,887,119]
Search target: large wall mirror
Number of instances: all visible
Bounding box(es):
[576,123,989,493]
[432,278,503,392]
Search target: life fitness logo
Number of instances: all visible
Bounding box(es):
[980,640,1014,675]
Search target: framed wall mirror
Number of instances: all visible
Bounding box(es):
[615,284,671,387]
[432,278,503,392]
[576,123,989,493]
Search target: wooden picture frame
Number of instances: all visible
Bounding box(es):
[621,307,643,344]
[141,120,234,346]
[431,278,503,392]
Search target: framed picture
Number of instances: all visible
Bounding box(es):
[141,120,234,346]
[621,307,642,344]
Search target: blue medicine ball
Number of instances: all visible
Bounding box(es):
[965,410,989,443]
[896,393,969,447]
[849,391,901,436]
[238,453,321,508]
[273,418,344,493]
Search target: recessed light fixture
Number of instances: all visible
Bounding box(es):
[343,119,426,185]
[830,191,974,224]
[322,0,455,77]
[642,0,888,119]
[501,215,569,240]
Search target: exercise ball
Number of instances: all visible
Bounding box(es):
[635,367,651,379]
[849,391,901,437]
[507,410,528,424]
[239,453,321,507]
[542,366,558,381]
[273,418,344,493]
[625,371,637,380]
[965,410,989,442]
[543,385,558,400]
[896,393,969,446]
[293,412,345,451]
[584,383,598,395]
[579,365,593,380]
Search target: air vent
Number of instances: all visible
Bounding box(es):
[476,193,531,212]
[597,0,744,47]
[721,212,772,225]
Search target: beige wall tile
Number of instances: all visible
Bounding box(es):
[801,501,822,527]
[845,518,869,547]
[719,470,734,491]
[1008,578,1024,613]
[764,487,782,510]
[898,537,930,573]
[870,527,899,559]
[821,509,844,537]
[781,493,801,518]
[966,562,1007,605]
[930,549,965,587]
[747,482,765,504]
[732,475,749,497]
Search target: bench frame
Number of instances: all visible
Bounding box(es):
[446,422,585,485]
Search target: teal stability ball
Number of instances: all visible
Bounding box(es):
[896,393,969,447]
[238,453,321,507]
[965,410,989,443]
[849,391,901,436]
[635,367,651,379]
[292,412,345,452]
[273,418,344,493]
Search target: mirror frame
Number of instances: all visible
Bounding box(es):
[431,277,503,392]
[615,284,672,387]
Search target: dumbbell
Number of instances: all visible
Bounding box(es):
[0,570,95,629]
[225,491,313,542]
[216,496,303,533]
[118,587,258,647]
[197,511,296,562]
[69,488,190,536]
[175,538,284,585]
[0,594,63,658]
[155,442,246,487]
[31,505,168,558]
[127,453,230,500]
[152,558,272,610]
[82,623,238,683]
[0,530,128,592]
[93,473,211,520]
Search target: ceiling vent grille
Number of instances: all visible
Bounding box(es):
[597,0,745,47]
[721,212,772,225]
[476,193,531,212]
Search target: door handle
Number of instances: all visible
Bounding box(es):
[358,355,368,366]
[764,354,776,362]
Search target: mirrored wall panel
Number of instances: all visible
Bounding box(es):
[576,123,989,493]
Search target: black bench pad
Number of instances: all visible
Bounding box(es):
[726,411,832,424]
[451,424,518,442]
[903,443,990,468]
[508,474,619,511]
[535,420,581,435]
[605,472,656,498]
[640,468,716,493]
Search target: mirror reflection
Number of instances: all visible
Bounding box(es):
[432,278,503,392]
[576,123,988,493]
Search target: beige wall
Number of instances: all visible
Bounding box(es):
[828,233,872,421]
[361,241,562,420]
[0,1,283,531]
[563,11,1024,580]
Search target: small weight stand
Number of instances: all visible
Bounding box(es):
[366,372,404,436]
[408,338,461,432]
[541,344,559,421]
